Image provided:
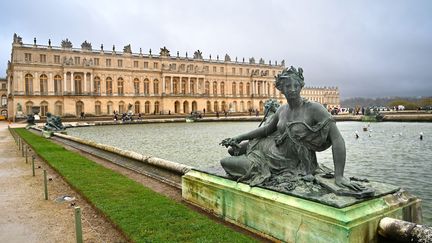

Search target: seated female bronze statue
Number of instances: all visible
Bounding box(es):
[220,66,365,192]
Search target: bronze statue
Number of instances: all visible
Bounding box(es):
[220,66,369,196]
[43,112,65,132]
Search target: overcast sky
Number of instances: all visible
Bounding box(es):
[1,0,431,98]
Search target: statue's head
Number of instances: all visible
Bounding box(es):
[264,99,281,113]
[275,66,305,91]
[46,112,52,117]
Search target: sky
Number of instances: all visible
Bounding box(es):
[1,0,431,99]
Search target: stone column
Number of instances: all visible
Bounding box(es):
[48,73,53,95]
[71,72,75,93]
[162,76,166,94]
[187,77,190,94]
[34,72,39,95]
[84,73,87,93]
[7,75,10,95]
[63,72,67,93]
[170,77,174,94]
[90,73,94,94]
[252,80,255,95]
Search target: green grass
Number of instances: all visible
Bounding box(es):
[15,128,255,243]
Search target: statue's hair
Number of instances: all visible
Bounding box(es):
[275,66,305,91]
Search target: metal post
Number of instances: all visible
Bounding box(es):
[43,170,48,200]
[25,146,28,163]
[18,138,21,150]
[74,206,83,243]
[32,156,35,176]
[22,143,24,157]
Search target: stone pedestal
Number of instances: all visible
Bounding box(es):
[182,170,422,243]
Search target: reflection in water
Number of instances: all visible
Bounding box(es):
[68,121,432,224]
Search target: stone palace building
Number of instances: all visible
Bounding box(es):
[5,34,340,119]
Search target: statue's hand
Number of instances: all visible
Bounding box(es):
[335,177,366,191]
[220,138,240,148]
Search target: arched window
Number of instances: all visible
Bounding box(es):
[232,82,237,96]
[257,82,262,95]
[54,75,62,94]
[205,81,210,95]
[192,101,197,112]
[247,101,252,111]
[154,101,160,114]
[118,101,125,114]
[74,75,82,94]
[134,78,140,95]
[25,74,33,95]
[25,101,34,115]
[95,101,102,115]
[239,82,244,96]
[107,101,113,114]
[106,77,113,95]
[232,101,237,112]
[153,79,159,94]
[220,82,225,95]
[117,78,124,95]
[94,77,101,95]
[134,101,140,114]
[214,101,219,112]
[213,81,217,95]
[240,101,245,112]
[206,101,212,112]
[174,101,180,113]
[54,101,63,116]
[76,101,84,116]
[183,101,189,114]
[144,79,150,95]
[145,101,150,114]
[221,101,226,111]
[39,74,48,95]
[173,78,179,94]
[40,101,48,116]
[259,100,264,112]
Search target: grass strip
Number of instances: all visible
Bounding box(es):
[15,128,255,243]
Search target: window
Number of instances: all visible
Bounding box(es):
[246,82,251,95]
[145,101,150,114]
[213,66,217,73]
[220,82,225,95]
[40,101,48,116]
[154,101,160,114]
[119,101,125,113]
[134,101,140,114]
[55,101,63,116]
[106,59,111,67]
[107,101,113,114]
[134,78,140,95]
[25,74,33,95]
[94,58,99,66]
[25,53,32,62]
[40,54,46,63]
[239,82,244,95]
[118,59,123,67]
[54,55,60,64]
[25,101,33,115]
[232,82,237,96]
[74,75,83,94]
[220,67,224,73]
[153,62,158,69]
[74,57,80,65]
[106,77,112,95]
[232,68,235,74]
[1,95,7,107]
[144,62,148,68]
[205,81,210,95]
[153,79,159,94]
[95,101,101,115]
[1,83,6,90]
[143,79,149,95]
[94,77,101,95]
[117,78,124,95]
[213,81,217,94]
[181,79,186,94]
[134,61,138,68]
[190,80,195,94]
[239,68,243,75]
[54,75,62,94]
[39,74,48,94]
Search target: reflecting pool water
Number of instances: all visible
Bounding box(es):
[68,121,432,224]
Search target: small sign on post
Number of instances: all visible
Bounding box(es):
[74,206,83,243]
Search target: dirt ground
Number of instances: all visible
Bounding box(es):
[0,122,127,243]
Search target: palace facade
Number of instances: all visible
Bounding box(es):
[6,34,340,119]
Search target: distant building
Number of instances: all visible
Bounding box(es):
[0,77,7,118]
[5,34,339,119]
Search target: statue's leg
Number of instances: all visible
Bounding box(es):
[220,155,251,179]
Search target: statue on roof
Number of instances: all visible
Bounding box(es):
[224,54,231,62]
[249,57,255,64]
[13,33,23,44]
[160,46,170,56]
[61,38,73,48]
[193,50,203,59]
[123,44,132,54]
[81,40,92,51]
[259,58,265,65]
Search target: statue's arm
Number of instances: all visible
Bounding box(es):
[234,110,279,142]
[328,122,346,182]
